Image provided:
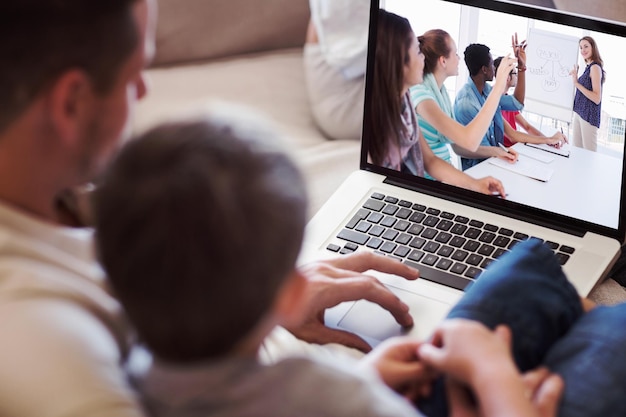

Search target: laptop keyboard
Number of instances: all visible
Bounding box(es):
[327,192,576,291]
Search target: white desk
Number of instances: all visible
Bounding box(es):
[465,143,623,229]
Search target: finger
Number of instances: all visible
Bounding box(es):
[446,378,478,417]
[522,367,551,394]
[386,362,436,388]
[317,276,414,326]
[490,179,506,199]
[534,374,564,417]
[493,324,512,349]
[293,324,373,353]
[321,251,420,280]
[416,343,446,369]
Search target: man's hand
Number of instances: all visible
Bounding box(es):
[360,336,436,401]
[286,252,419,352]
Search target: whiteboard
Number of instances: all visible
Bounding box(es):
[524,28,579,123]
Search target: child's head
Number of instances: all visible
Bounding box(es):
[94,114,308,363]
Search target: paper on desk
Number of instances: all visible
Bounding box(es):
[525,142,570,157]
[488,156,554,182]
[512,143,554,163]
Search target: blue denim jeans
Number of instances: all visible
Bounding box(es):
[417,239,626,417]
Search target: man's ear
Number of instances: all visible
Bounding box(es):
[271,269,308,327]
[46,69,95,144]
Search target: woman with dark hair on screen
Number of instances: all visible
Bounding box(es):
[367,9,506,197]
[570,35,605,151]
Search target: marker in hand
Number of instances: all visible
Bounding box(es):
[498,143,517,163]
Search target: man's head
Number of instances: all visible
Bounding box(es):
[0,0,156,218]
[0,0,150,132]
[464,43,493,79]
[94,115,309,363]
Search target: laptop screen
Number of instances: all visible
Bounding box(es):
[362,0,626,241]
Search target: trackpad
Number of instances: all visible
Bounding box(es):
[337,285,453,346]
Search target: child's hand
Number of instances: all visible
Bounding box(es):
[522,368,564,417]
[360,336,436,402]
[417,319,514,386]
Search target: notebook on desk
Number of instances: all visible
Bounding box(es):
[299,0,626,347]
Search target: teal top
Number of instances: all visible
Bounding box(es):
[410,74,454,178]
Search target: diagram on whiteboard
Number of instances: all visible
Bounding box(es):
[529,43,571,92]
[524,28,579,122]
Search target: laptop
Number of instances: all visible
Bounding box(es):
[299,0,626,347]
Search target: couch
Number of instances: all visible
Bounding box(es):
[134,0,626,305]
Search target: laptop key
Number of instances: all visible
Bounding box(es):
[465,267,481,279]
[394,245,411,258]
[480,258,494,269]
[355,221,372,233]
[363,199,385,212]
[395,233,412,245]
[451,223,468,235]
[493,248,508,258]
[450,236,466,248]
[396,208,412,219]
[368,225,385,237]
[422,254,439,266]
[366,237,383,250]
[382,229,399,241]
[477,244,495,257]
[479,231,496,243]
[455,216,469,224]
[555,253,571,265]
[450,262,467,275]
[469,220,484,228]
[451,249,469,262]
[394,220,411,231]
[380,241,397,254]
[493,235,511,247]
[382,205,399,216]
[467,254,483,266]
[381,216,397,227]
[437,245,454,257]
[436,258,453,270]
[441,212,455,220]
[408,224,424,235]
[424,215,440,227]
[409,212,426,223]
[345,208,370,229]
[326,243,341,252]
[338,229,369,245]
[408,249,425,262]
[435,232,452,244]
[463,240,480,252]
[409,236,426,249]
[424,241,440,253]
[404,260,472,291]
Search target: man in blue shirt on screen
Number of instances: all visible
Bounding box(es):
[454,42,566,170]
[453,43,525,170]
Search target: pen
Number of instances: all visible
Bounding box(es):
[498,143,510,153]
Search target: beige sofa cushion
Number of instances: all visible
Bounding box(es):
[153,0,310,66]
